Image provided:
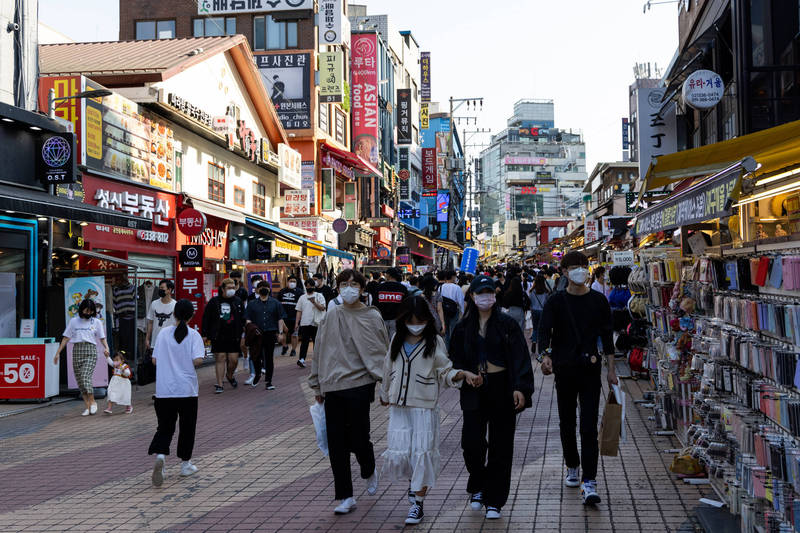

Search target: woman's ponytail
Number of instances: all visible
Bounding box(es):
[172,299,195,344]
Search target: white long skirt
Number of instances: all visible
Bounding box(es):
[107,376,131,405]
[381,405,440,492]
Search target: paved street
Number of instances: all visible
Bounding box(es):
[0,351,707,533]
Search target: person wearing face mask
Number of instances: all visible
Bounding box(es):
[293,279,326,368]
[55,299,110,416]
[309,269,389,515]
[313,272,336,304]
[145,279,176,352]
[378,296,479,525]
[244,281,286,390]
[448,275,534,520]
[277,275,304,358]
[201,278,245,394]
[537,251,616,506]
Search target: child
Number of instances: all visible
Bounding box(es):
[104,351,132,414]
[379,295,480,525]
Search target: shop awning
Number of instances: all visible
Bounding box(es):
[432,238,463,253]
[57,247,166,273]
[245,217,354,261]
[321,143,382,178]
[0,184,152,230]
[187,195,246,223]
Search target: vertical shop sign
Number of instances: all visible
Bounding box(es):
[398,147,410,201]
[255,52,312,130]
[318,0,342,45]
[177,270,205,330]
[321,168,335,211]
[621,117,629,150]
[318,51,343,103]
[37,76,85,163]
[351,33,379,164]
[420,103,429,130]
[301,160,315,207]
[636,88,677,183]
[397,89,412,145]
[436,192,449,222]
[584,217,599,243]
[420,52,431,102]
[422,148,437,195]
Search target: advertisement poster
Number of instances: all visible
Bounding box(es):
[351,33,379,164]
[460,247,479,274]
[422,148,437,195]
[255,52,312,130]
[319,51,344,103]
[398,147,410,201]
[0,344,45,400]
[63,276,108,389]
[420,52,431,102]
[397,89,412,145]
[437,192,450,222]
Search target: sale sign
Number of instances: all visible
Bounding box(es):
[0,344,45,399]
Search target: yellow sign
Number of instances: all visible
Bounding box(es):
[420,103,429,129]
[307,242,324,257]
[318,51,343,103]
[274,239,302,257]
[85,106,102,159]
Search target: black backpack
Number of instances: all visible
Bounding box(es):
[441,295,459,319]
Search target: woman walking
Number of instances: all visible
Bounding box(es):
[420,274,446,335]
[501,276,529,333]
[55,299,109,416]
[449,274,534,520]
[148,299,206,487]
[294,279,326,368]
[379,296,480,525]
[528,274,551,352]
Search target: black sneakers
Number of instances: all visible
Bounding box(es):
[470,491,484,511]
[214,385,223,394]
[405,502,424,525]
[281,345,288,355]
[227,376,238,388]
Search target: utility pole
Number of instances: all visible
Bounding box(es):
[447,96,483,254]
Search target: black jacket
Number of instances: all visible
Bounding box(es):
[201,296,245,342]
[448,310,534,411]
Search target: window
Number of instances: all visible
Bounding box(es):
[234,186,245,207]
[208,163,225,203]
[319,102,329,135]
[193,17,236,37]
[335,108,346,145]
[253,15,298,50]
[253,182,266,217]
[135,19,175,40]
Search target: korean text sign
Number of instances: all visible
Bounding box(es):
[319,51,343,103]
[351,34,379,164]
[255,52,311,130]
[284,189,311,216]
[397,89,412,145]
[636,88,677,183]
[422,148,437,193]
[420,52,431,102]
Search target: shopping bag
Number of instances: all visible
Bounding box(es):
[309,402,329,457]
[598,385,624,456]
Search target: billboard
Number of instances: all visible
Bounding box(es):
[318,51,343,103]
[255,52,312,130]
[437,192,449,222]
[397,89,412,145]
[351,33,379,164]
[198,0,313,14]
[422,148,437,194]
[420,52,431,102]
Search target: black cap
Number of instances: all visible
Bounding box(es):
[469,275,495,293]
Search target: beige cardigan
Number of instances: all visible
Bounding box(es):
[379,335,461,409]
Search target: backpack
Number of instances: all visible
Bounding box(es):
[441,295,459,319]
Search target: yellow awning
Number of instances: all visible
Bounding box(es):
[432,238,463,253]
[641,119,800,192]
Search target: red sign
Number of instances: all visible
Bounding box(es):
[422,148,437,192]
[176,270,205,330]
[176,213,229,261]
[0,344,45,400]
[398,169,410,180]
[81,174,177,255]
[351,33,379,165]
[177,208,207,236]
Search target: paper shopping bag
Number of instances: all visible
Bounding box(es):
[598,386,623,457]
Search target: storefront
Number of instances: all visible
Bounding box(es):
[338,223,374,269]
[403,227,436,270]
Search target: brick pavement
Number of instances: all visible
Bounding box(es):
[0,348,708,533]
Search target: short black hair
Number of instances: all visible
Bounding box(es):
[560,251,589,269]
[230,270,243,279]
[287,274,297,282]
[313,272,324,279]
[385,267,403,281]
[78,299,97,317]
[257,280,270,289]
[336,269,367,289]
[159,279,174,291]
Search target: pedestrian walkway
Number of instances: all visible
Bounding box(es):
[0,353,708,532]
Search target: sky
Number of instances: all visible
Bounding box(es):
[38,0,678,171]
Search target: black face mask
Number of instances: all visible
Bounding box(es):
[81,313,92,319]
[158,289,167,298]
[307,288,315,293]
[258,288,269,296]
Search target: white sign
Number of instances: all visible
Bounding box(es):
[636,88,677,185]
[284,189,310,216]
[584,218,599,243]
[612,251,635,266]
[278,143,302,189]
[93,189,171,226]
[198,0,313,15]
[682,69,724,110]
[19,319,35,338]
[318,0,342,45]
[283,217,319,240]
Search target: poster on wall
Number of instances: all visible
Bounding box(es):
[63,276,108,389]
[255,52,312,130]
[318,51,344,103]
[351,33,379,165]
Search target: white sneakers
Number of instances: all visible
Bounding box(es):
[485,506,502,519]
[81,409,90,416]
[152,454,166,487]
[366,471,379,496]
[244,375,254,386]
[334,497,357,514]
[89,403,98,415]
[581,480,601,505]
[180,461,198,477]
[565,467,581,487]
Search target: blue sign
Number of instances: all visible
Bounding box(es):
[460,247,479,274]
[436,192,449,222]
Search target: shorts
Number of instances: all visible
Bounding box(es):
[284,319,296,334]
[211,338,240,354]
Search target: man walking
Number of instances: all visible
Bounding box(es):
[244,281,286,390]
[439,270,465,347]
[145,279,176,351]
[277,275,303,358]
[201,278,244,394]
[374,267,408,339]
[538,251,616,505]
[313,272,336,304]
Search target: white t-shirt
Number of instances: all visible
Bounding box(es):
[439,282,465,314]
[152,326,205,398]
[63,316,106,345]
[297,292,325,326]
[146,299,177,347]
[591,280,611,298]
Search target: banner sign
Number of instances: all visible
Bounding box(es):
[636,88,677,185]
[198,0,313,14]
[284,189,311,216]
[505,156,546,166]
[420,103,429,130]
[622,117,629,150]
[437,192,449,222]
[460,247,479,274]
[397,89,412,145]
[176,270,204,330]
[318,51,343,103]
[420,52,431,102]
[584,217,599,243]
[255,52,311,130]
[422,148,437,193]
[635,168,742,236]
[301,160,315,207]
[278,143,302,188]
[318,0,342,45]
[179,244,204,268]
[398,147,410,200]
[351,34,379,165]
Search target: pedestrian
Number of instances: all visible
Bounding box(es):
[501,276,529,333]
[448,274,534,520]
[54,298,110,416]
[308,269,389,515]
[375,267,409,339]
[379,295,480,525]
[103,350,132,414]
[590,266,610,298]
[538,251,616,505]
[201,278,245,394]
[528,274,550,352]
[277,275,303,359]
[230,269,249,302]
[439,270,465,347]
[294,279,326,368]
[420,274,446,335]
[145,279,176,351]
[313,272,336,304]
[366,271,381,303]
[148,299,205,487]
[554,266,570,292]
[244,280,286,390]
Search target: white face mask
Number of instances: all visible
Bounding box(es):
[568,268,589,285]
[339,286,361,304]
[407,323,426,336]
[473,293,496,311]
[225,289,235,298]
[288,282,297,289]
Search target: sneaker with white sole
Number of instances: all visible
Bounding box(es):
[581,480,601,505]
[405,502,424,525]
[81,408,90,416]
[244,375,254,386]
[366,471,379,495]
[485,506,501,519]
[565,467,580,487]
[180,461,198,477]
[469,491,484,511]
[334,497,357,514]
[152,454,166,487]
[89,403,98,415]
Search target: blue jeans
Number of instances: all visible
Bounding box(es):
[445,315,460,349]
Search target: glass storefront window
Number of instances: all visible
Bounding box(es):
[0,247,27,338]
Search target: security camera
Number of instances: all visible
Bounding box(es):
[7,22,20,32]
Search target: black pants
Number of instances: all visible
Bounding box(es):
[555,364,602,481]
[461,371,516,509]
[324,383,376,500]
[254,331,278,384]
[148,397,198,461]
[298,325,317,360]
